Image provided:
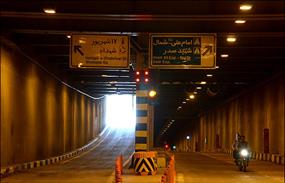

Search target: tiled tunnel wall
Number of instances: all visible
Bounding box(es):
[175,73,284,156]
[0,39,106,167]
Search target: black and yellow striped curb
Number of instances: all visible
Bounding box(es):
[0,130,109,178]
[223,149,284,165]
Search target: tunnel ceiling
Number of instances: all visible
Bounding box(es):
[1,0,285,140]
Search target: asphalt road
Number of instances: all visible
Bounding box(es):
[1,127,135,183]
[175,152,284,183]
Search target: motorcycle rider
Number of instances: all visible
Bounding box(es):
[232,135,240,164]
[232,135,249,164]
[238,135,248,150]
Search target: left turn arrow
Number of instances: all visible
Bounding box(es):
[74,45,84,56]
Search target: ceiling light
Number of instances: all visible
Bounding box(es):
[215,66,220,69]
[43,8,56,14]
[186,136,190,140]
[235,19,246,24]
[221,54,229,58]
[182,101,186,104]
[196,86,202,90]
[200,81,207,85]
[240,4,252,11]
[189,94,195,99]
[66,35,71,39]
[186,98,190,101]
[193,91,198,94]
[227,37,236,42]
[171,119,175,122]
[206,74,213,77]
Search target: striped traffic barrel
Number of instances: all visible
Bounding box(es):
[133,151,158,175]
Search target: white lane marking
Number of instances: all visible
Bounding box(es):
[177,173,185,183]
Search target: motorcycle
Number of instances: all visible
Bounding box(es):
[236,148,250,172]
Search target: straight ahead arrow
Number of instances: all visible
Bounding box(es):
[202,46,212,56]
[74,45,84,56]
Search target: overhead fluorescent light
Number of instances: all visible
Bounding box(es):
[235,19,246,24]
[240,4,252,11]
[196,86,202,90]
[182,101,186,104]
[206,74,213,77]
[200,81,207,85]
[221,54,229,58]
[227,37,236,42]
[43,8,56,14]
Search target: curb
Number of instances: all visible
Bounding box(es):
[0,127,110,178]
[223,149,284,165]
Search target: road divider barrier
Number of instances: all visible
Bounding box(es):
[133,151,158,175]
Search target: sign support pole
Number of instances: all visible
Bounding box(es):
[135,53,150,152]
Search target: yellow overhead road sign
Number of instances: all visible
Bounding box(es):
[70,34,130,68]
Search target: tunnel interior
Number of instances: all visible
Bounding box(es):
[1,0,284,170]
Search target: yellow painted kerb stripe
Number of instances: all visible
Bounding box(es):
[136,90,148,97]
[136,117,147,123]
[135,143,147,150]
[136,104,148,110]
[136,131,147,137]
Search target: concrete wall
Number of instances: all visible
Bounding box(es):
[175,73,284,156]
[1,39,106,167]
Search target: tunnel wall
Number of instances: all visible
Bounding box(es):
[175,73,284,156]
[0,39,106,167]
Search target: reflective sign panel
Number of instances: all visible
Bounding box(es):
[149,33,216,69]
[70,34,130,68]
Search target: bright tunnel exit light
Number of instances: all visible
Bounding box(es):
[106,95,136,129]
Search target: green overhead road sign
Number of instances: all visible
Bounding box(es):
[70,34,130,69]
[149,33,216,69]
